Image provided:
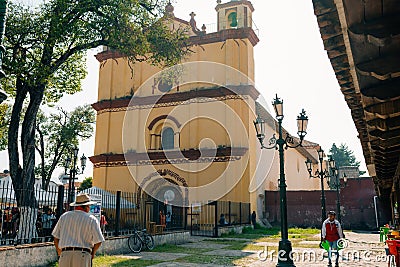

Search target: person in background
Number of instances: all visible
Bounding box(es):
[166,211,171,229]
[11,207,20,237]
[3,208,12,236]
[251,211,257,228]
[219,214,228,226]
[52,193,104,267]
[159,210,166,229]
[42,208,56,241]
[321,211,344,267]
[100,211,108,233]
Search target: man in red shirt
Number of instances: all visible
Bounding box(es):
[321,211,344,267]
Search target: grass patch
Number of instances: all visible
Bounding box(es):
[151,243,210,254]
[176,254,242,266]
[220,233,260,239]
[233,256,260,266]
[203,238,269,251]
[204,238,248,244]
[224,227,319,239]
[242,226,280,236]
[48,256,163,267]
[225,242,269,251]
[96,257,163,267]
[289,234,309,239]
[288,228,320,235]
[203,238,249,249]
[241,243,265,251]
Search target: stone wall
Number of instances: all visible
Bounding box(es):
[217,224,250,237]
[0,231,190,267]
[265,177,380,230]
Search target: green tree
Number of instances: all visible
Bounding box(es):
[78,177,93,191]
[4,0,188,240]
[35,105,95,190]
[329,143,365,175]
[329,143,360,168]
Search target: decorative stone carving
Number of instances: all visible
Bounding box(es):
[189,12,205,36]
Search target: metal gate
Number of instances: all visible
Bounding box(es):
[188,202,217,237]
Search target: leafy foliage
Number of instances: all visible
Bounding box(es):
[2,4,87,102]
[3,0,189,101]
[35,105,95,189]
[4,0,189,211]
[2,0,189,242]
[78,177,93,191]
[329,143,365,175]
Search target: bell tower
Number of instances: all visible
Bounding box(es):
[216,0,254,31]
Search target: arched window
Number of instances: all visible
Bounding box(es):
[161,127,174,150]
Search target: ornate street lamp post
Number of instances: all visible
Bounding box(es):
[305,149,336,223]
[0,0,8,104]
[327,162,347,222]
[254,95,308,267]
[64,147,87,209]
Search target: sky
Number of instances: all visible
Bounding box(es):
[0,0,368,180]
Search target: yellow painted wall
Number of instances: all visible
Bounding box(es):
[93,158,251,204]
[92,4,323,219]
[95,96,255,154]
[96,38,255,103]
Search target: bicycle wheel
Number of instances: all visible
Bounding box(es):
[144,234,155,250]
[128,234,143,253]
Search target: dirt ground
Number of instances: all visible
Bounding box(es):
[111,230,390,267]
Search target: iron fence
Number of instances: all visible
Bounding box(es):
[0,179,61,245]
[78,187,146,237]
[77,187,186,236]
[0,179,251,245]
[189,201,251,237]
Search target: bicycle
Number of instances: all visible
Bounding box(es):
[128,228,155,253]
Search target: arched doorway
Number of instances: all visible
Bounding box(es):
[138,169,188,231]
[146,178,185,230]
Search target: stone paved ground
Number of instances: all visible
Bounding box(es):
[116,231,390,267]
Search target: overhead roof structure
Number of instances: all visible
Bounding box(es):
[311,0,400,200]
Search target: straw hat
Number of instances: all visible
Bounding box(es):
[70,193,97,206]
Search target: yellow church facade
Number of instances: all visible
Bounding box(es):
[90,1,325,226]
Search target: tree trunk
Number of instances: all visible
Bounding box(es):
[8,80,45,242]
[15,206,39,243]
[8,78,27,191]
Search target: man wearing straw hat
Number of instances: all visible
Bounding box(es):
[52,193,105,267]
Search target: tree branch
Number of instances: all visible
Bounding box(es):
[35,123,46,188]
[139,1,158,16]
[50,39,109,74]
